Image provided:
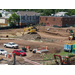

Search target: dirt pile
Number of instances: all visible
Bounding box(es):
[69,56,75,65]
[20,33,41,40]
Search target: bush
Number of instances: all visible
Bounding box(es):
[10,22,16,28]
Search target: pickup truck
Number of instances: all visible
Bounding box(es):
[4,42,19,49]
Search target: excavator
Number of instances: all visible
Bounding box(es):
[66,29,75,40]
[22,24,39,35]
[54,54,69,65]
[66,29,73,33]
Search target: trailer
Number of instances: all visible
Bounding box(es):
[33,48,49,53]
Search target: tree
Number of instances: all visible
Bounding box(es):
[41,9,55,16]
[8,13,20,27]
[0,13,2,17]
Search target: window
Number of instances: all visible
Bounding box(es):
[65,19,67,21]
[1,50,4,51]
[30,16,31,20]
[53,18,55,21]
[69,19,71,21]
[46,18,48,21]
[61,19,62,21]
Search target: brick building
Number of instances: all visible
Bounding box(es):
[39,16,75,27]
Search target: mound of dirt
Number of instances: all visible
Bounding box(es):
[69,56,75,65]
[20,33,41,40]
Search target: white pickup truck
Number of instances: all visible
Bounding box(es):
[4,42,19,49]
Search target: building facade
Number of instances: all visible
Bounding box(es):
[39,16,75,26]
[0,17,8,26]
[16,11,39,26]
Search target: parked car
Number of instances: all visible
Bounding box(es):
[0,49,8,55]
[4,42,19,49]
[12,50,26,56]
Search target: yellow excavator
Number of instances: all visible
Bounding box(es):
[22,24,38,35]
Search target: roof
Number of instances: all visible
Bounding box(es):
[17,11,39,16]
[0,17,7,19]
[54,12,68,17]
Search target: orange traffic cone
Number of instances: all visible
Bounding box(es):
[60,40,62,42]
[7,54,10,58]
[27,46,29,50]
[25,46,27,49]
[46,46,48,50]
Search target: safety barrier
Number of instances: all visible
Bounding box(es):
[25,46,30,50]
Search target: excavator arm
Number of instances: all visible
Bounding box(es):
[22,28,28,35]
[54,54,63,65]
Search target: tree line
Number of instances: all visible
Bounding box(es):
[4,9,75,16]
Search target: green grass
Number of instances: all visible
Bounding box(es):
[43,50,75,61]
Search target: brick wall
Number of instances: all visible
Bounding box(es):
[39,16,75,26]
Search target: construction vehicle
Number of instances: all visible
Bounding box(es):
[22,27,36,35]
[66,29,75,40]
[68,32,75,40]
[22,24,38,35]
[54,54,69,65]
[66,29,73,33]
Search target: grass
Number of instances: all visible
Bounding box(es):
[43,50,75,65]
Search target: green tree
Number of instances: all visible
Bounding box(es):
[0,13,2,17]
[41,9,55,16]
[8,13,20,27]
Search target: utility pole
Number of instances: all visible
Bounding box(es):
[12,53,16,65]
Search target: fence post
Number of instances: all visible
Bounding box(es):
[12,53,16,65]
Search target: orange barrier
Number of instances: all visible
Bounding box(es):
[46,46,48,50]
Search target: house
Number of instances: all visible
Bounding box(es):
[39,12,75,27]
[16,11,40,27]
[0,17,8,26]
[54,12,68,17]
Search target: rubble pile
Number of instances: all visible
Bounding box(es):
[20,33,41,40]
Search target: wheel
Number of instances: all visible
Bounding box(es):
[0,53,2,55]
[12,46,15,49]
[20,54,22,56]
[4,45,7,48]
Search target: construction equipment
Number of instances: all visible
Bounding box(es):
[66,29,73,33]
[30,24,39,31]
[22,27,36,35]
[66,29,75,40]
[68,32,75,40]
[22,24,38,35]
[54,54,69,65]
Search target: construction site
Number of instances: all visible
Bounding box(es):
[0,25,75,65]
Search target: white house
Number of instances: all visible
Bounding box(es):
[54,12,68,17]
